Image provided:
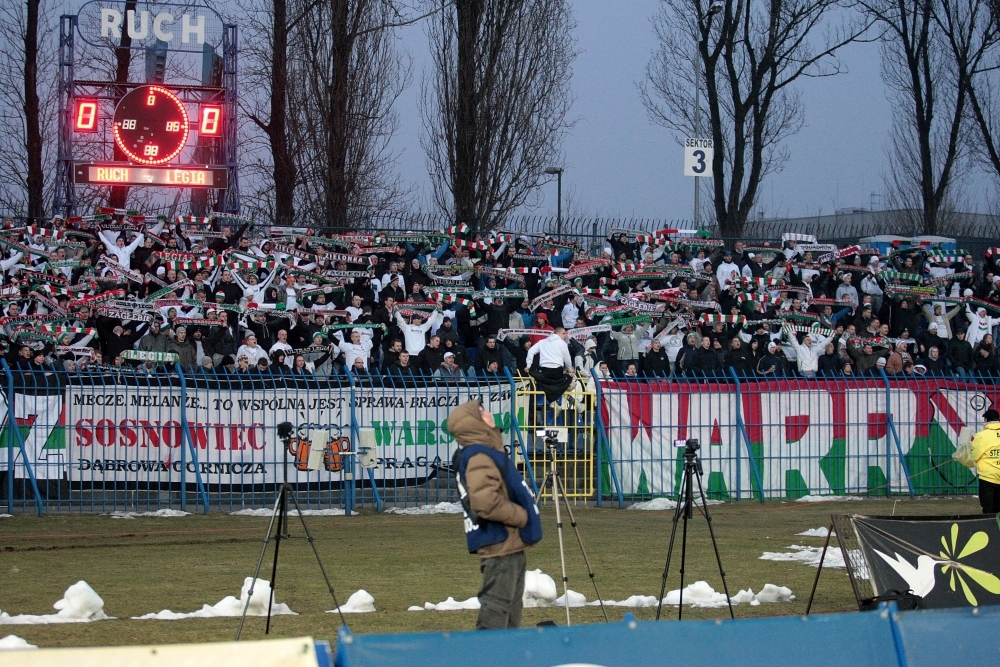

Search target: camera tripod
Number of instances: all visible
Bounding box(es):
[655,439,734,621]
[535,438,608,626]
[235,423,347,640]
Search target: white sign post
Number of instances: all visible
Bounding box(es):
[683,138,714,177]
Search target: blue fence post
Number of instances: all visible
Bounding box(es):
[590,369,623,508]
[176,366,210,514]
[504,369,537,496]
[344,368,357,515]
[1,359,43,516]
[879,369,915,498]
[730,368,765,504]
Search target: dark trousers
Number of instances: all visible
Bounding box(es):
[476,551,526,630]
[980,478,1000,514]
[530,366,573,404]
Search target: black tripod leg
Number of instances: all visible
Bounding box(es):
[557,474,608,622]
[235,488,284,640]
[655,468,688,621]
[677,499,690,621]
[805,522,834,615]
[693,468,734,620]
[265,485,286,634]
[285,485,348,627]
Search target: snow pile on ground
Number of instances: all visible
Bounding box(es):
[411,596,480,611]
[411,569,789,612]
[628,498,725,510]
[797,527,835,537]
[0,581,112,625]
[760,544,846,568]
[660,581,794,608]
[794,495,863,503]
[522,569,559,607]
[753,584,796,603]
[384,502,462,515]
[132,577,297,620]
[327,590,375,614]
[230,508,351,517]
[599,595,659,608]
[0,635,37,650]
[0,514,12,519]
[109,509,190,519]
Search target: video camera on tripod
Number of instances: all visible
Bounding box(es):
[536,428,568,448]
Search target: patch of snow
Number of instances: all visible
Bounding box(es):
[0,514,12,519]
[797,527,836,537]
[522,569,558,608]
[0,581,112,625]
[594,595,659,608]
[407,605,424,612]
[109,509,190,519]
[660,581,796,608]
[794,495,863,503]
[760,544,846,568]
[326,590,375,614]
[384,502,462,515]
[661,581,732,608]
[229,508,350,517]
[628,498,724,510]
[0,635,36,650]
[730,589,756,604]
[420,596,480,611]
[553,590,588,608]
[753,584,795,603]
[132,577,297,620]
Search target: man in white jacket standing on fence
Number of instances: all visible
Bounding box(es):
[783,325,832,378]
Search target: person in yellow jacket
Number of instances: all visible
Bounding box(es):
[971,409,1000,514]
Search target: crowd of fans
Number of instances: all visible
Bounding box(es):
[3,210,1000,390]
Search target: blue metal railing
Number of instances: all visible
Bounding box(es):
[1,363,985,514]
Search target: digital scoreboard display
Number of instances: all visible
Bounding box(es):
[73,163,229,189]
[112,85,190,165]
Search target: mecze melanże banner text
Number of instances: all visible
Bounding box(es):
[62,383,511,487]
[600,378,998,499]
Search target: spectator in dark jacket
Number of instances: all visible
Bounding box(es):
[946,330,975,375]
[641,339,670,376]
[920,346,949,375]
[723,337,753,376]
[974,343,1000,376]
[475,335,505,374]
[757,342,789,376]
[817,343,844,376]
[686,337,722,377]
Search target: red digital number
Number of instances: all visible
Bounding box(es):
[75,100,98,132]
[200,107,221,135]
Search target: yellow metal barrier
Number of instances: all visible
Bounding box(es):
[512,371,595,502]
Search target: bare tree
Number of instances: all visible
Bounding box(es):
[863,0,976,235]
[421,0,577,231]
[0,0,57,216]
[937,1,1000,196]
[641,0,869,238]
[292,0,413,228]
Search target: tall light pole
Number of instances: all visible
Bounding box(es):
[545,166,564,238]
[694,2,723,229]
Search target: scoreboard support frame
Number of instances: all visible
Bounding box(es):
[54,13,239,217]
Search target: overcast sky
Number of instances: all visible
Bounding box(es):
[387,0,957,222]
[55,0,991,221]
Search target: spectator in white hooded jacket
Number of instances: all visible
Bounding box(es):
[783,325,833,377]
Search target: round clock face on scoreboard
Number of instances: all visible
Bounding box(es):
[112,85,189,165]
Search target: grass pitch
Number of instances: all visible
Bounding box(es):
[0,497,980,648]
